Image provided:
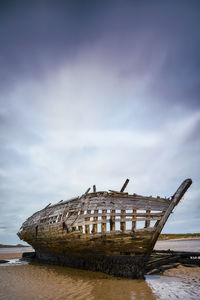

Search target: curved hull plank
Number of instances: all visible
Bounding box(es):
[17,178,192,278]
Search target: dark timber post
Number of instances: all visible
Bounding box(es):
[120,179,130,192]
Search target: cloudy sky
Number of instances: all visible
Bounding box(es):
[0,0,200,244]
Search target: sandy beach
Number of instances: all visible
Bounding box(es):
[155,238,200,251]
[154,238,200,285]
[0,247,33,260]
[163,264,200,284]
[0,240,199,299]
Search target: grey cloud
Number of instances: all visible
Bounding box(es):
[0,1,200,244]
[0,0,109,92]
[1,0,200,104]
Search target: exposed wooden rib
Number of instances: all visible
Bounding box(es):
[92,210,98,233]
[101,210,106,232]
[132,209,136,231]
[120,178,130,192]
[145,210,151,228]
[85,188,91,195]
[45,203,51,209]
[120,209,125,232]
[110,209,115,231]
[85,210,90,234]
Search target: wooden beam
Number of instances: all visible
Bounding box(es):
[85,210,91,234]
[92,210,98,233]
[145,210,151,228]
[85,188,91,195]
[110,209,115,231]
[148,178,192,252]
[101,210,107,232]
[120,209,125,232]
[44,203,51,209]
[93,185,96,193]
[120,179,129,192]
[132,209,137,231]
[109,190,128,195]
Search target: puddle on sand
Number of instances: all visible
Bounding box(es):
[0,258,29,266]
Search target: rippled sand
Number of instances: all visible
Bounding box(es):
[0,240,199,300]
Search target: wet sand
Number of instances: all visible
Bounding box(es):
[0,240,199,300]
[163,264,200,284]
[155,238,200,251]
[0,247,33,260]
[155,238,200,291]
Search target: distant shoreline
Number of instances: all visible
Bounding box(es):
[158,237,200,241]
[0,244,29,248]
[158,233,200,240]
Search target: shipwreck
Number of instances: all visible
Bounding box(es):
[17,178,192,278]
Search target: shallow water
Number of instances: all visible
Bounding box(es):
[0,240,199,300]
[0,262,199,300]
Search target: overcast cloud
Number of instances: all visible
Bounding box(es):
[0,0,200,244]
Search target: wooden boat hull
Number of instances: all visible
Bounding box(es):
[17,178,192,278]
[35,252,148,278]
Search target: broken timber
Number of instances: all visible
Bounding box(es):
[146,250,200,275]
[120,178,130,192]
[17,178,192,279]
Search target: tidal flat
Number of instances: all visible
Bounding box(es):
[0,239,200,300]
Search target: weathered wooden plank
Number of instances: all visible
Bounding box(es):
[48,192,170,211]
[72,216,162,227]
[63,201,168,211]
[42,196,169,217]
[28,228,155,256]
[101,210,107,232]
[74,212,163,219]
[109,190,128,195]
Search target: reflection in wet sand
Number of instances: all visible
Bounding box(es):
[0,262,199,300]
[0,263,156,300]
